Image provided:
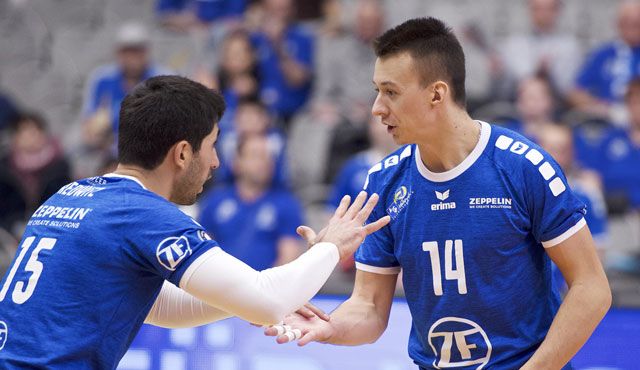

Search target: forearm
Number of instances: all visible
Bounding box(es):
[522,279,611,369]
[324,297,389,346]
[145,281,232,328]
[180,243,339,326]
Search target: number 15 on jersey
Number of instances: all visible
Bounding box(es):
[423,239,467,296]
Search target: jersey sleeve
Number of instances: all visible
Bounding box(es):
[521,148,587,248]
[125,202,220,286]
[354,168,400,274]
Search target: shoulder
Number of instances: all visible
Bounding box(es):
[199,185,234,208]
[487,124,550,174]
[87,64,120,84]
[289,24,315,41]
[585,41,618,62]
[363,145,413,192]
[489,124,569,195]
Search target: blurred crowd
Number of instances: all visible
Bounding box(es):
[1,0,640,300]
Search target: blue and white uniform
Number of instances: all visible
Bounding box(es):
[0,175,219,368]
[355,122,586,369]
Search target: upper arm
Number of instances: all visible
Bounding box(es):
[545,225,607,287]
[350,269,398,326]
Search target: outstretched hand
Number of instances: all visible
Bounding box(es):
[264,311,335,346]
[297,192,390,261]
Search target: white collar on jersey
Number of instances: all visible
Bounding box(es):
[103,173,148,190]
[414,120,491,183]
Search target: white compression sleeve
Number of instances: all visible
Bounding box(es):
[144,281,232,328]
[179,242,339,326]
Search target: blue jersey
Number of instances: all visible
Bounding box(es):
[198,186,303,270]
[575,40,640,102]
[0,174,219,369]
[355,122,585,369]
[328,151,378,208]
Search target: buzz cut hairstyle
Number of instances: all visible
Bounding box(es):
[373,17,467,107]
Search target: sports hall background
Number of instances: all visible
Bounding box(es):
[0,0,639,369]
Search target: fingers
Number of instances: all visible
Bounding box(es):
[364,215,391,234]
[302,302,330,321]
[296,226,317,246]
[295,305,315,319]
[355,193,379,224]
[298,330,318,346]
[332,195,351,220]
[344,191,367,220]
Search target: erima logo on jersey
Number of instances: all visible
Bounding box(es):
[0,321,7,351]
[432,190,456,211]
[387,185,413,219]
[156,236,192,271]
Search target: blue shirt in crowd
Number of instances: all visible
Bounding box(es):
[577,126,640,208]
[576,40,640,102]
[198,186,303,271]
[82,64,170,135]
[328,151,379,208]
[156,0,245,22]
[251,25,314,118]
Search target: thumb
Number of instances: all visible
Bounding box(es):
[297,225,317,245]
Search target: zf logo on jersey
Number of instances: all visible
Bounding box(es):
[0,321,7,351]
[387,185,413,220]
[156,236,192,271]
[431,189,456,211]
[427,317,492,369]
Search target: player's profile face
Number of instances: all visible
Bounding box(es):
[372,53,432,145]
[171,125,220,205]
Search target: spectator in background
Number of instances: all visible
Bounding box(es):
[216,98,289,188]
[313,0,384,126]
[0,112,71,235]
[81,22,170,150]
[505,75,557,142]
[538,123,609,292]
[579,77,640,211]
[251,0,314,125]
[570,0,640,122]
[0,90,19,132]
[198,134,304,270]
[500,0,581,97]
[538,124,609,251]
[156,0,246,32]
[215,30,261,127]
[327,115,397,272]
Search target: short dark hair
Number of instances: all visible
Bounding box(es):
[373,17,466,107]
[118,75,226,170]
[10,111,48,132]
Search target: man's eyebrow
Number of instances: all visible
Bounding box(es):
[373,80,399,88]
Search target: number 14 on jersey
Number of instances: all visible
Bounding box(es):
[423,239,467,296]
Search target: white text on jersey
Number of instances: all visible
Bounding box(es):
[57,182,106,198]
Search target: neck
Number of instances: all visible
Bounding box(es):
[416,109,480,173]
[113,164,173,200]
[236,179,266,202]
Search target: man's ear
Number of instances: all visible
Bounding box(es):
[430,81,449,106]
[172,140,192,170]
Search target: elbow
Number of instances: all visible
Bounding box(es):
[596,281,613,318]
[365,319,389,344]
